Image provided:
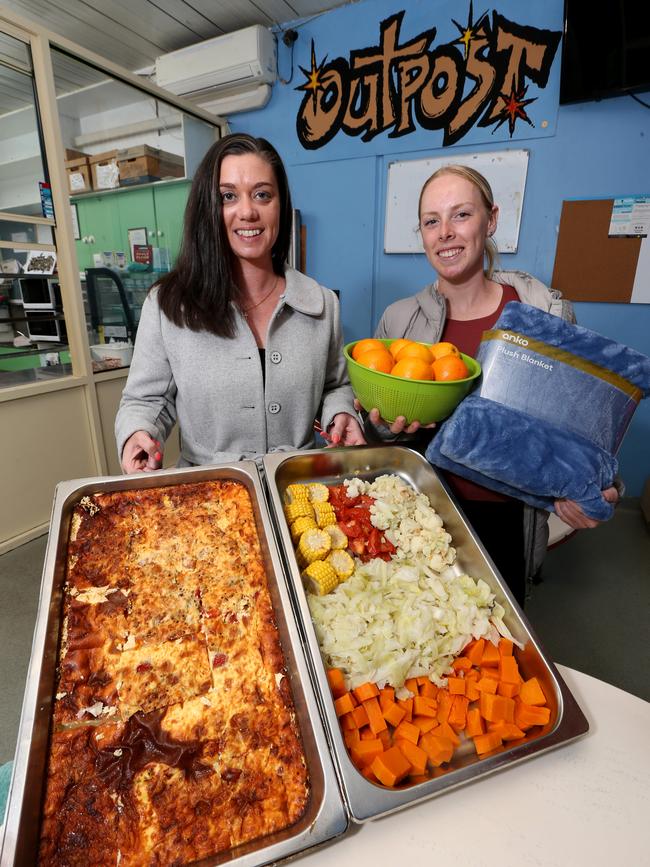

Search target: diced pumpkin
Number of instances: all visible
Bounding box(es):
[379,686,395,711]
[326,668,347,698]
[393,719,420,745]
[519,676,547,706]
[464,637,485,666]
[395,739,428,776]
[466,679,481,701]
[473,731,503,755]
[447,676,466,696]
[465,707,485,738]
[382,700,406,728]
[481,641,501,666]
[412,715,437,734]
[353,682,380,703]
[451,656,472,672]
[378,728,392,747]
[351,738,384,768]
[436,689,453,723]
[514,701,551,728]
[419,680,439,700]
[344,728,361,749]
[431,721,461,747]
[498,637,514,657]
[498,655,520,685]
[340,712,356,730]
[413,696,438,718]
[404,677,420,695]
[334,692,355,717]
[497,680,521,698]
[479,665,500,680]
[363,696,388,734]
[477,676,498,695]
[397,697,413,722]
[479,692,515,723]
[420,733,454,767]
[352,704,370,729]
[448,695,469,730]
[487,721,526,741]
[371,745,412,786]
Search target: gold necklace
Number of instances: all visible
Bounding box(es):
[240,275,280,319]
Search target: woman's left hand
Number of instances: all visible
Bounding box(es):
[554,486,619,529]
[326,413,366,447]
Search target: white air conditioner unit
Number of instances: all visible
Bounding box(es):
[155,25,276,115]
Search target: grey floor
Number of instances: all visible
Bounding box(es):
[0,500,648,765]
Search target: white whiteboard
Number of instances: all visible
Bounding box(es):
[384,149,529,254]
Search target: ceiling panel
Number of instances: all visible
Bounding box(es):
[0,0,354,117]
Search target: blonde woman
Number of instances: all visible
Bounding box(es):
[365,165,618,604]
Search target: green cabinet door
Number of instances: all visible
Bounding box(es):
[74,195,121,270]
[114,187,157,257]
[153,181,191,267]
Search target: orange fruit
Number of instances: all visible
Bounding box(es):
[395,342,434,364]
[356,347,394,374]
[431,355,470,381]
[388,338,412,359]
[352,338,385,361]
[391,357,434,380]
[430,341,460,360]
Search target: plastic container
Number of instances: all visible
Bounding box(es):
[345,339,481,424]
[90,341,133,365]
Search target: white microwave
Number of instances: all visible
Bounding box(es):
[26,311,66,343]
[17,276,61,311]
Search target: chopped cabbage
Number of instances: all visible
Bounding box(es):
[309,474,516,692]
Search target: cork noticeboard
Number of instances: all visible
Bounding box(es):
[552,199,644,303]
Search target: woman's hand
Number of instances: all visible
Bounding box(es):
[121,431,163,474]
[553,486,619,529]
[327,413,366,447]
[354,399,437,435]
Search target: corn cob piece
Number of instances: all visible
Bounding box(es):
[297,528,331,565]
[302,561,339,595]
[285,483,311,504]
[307,482,330,503]
[284,501,314,523]
[312,501,337,528]
[290,515,318,544]
[324,523,348,550]
[327,549,355,582]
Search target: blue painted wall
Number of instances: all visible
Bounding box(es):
[233,0,650,495]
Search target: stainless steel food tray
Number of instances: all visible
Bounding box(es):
[1,462,348,867]
[263,445,589,823]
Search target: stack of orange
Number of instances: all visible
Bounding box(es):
[352,338,470,382]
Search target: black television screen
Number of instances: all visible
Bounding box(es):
[560,0,650,104]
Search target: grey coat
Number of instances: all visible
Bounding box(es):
[372,270,576,581]
[115,267,356,467]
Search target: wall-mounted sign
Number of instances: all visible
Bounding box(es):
[295,5,561,150]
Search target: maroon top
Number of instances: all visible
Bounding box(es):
[441,284,520,502]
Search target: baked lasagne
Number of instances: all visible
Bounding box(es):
[39,480,309,866]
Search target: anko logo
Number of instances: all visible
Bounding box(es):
[502,332,529,347]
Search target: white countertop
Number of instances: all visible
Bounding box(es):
[294,665,650,867]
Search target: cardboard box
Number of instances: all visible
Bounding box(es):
[89,150,120,190]
[117,145,184,186]
[65,155,92,194]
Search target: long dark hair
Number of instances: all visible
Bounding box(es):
[156,133,293,337]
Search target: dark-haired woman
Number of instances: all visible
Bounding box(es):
[116,134,364,472]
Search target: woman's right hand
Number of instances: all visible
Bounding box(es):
[354,399,436,435]
[121,431,163,474]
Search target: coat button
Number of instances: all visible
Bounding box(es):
[268,402,281,414]
[270,350,282,364]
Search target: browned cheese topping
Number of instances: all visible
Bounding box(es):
[39,480,309,866]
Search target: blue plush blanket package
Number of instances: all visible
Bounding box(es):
[426,303,650,520]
